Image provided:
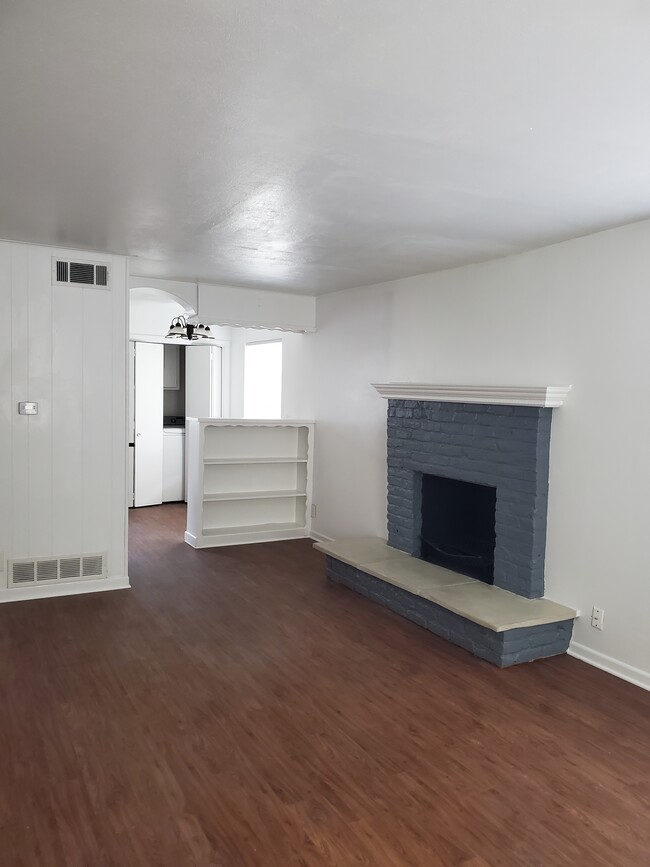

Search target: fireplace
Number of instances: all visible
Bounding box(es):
[420,473,496,584]
[386,398,555,598]
[320,384,575,667]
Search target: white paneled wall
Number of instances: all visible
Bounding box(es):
[228,327,314,419]
[0,241,129,601]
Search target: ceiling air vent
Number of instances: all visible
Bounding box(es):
[8,553,107,588]
[52,257,110,289]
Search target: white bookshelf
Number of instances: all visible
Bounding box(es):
[184,419,315,548]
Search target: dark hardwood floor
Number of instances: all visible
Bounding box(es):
[1,503,649,865]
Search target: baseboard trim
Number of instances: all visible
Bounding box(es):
[0,575,130,604]
[310,530,335,544]
[568,641,650,692]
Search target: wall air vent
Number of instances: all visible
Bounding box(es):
[36,559,58,582]
[82,555,104,578]
[8,553,107,588]
[11,561,35,584]
[52,257,110,288]
[59,557,81,580]
[56,260,69,283]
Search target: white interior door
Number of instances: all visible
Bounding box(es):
[128,341,135,507]
[134,342,164,507]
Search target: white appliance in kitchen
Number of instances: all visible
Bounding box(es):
[162,425,185,502]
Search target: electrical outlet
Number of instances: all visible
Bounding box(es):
[591,606,605,630]
[310,504,317,518]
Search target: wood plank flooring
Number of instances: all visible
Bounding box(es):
[1,502,649,865]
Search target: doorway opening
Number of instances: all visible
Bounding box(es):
[130,341,223,510]
[127,285,291,568]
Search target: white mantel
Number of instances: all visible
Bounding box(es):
[372,383,572,408]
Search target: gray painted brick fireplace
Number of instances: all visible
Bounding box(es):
[387,399,552,598]
[318,385,575,667]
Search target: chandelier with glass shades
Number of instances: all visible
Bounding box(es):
[165,315,215,342]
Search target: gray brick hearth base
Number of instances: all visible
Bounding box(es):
[326,557,573,667]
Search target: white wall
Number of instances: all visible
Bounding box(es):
[129,277,198,313]
[129,279,314,421]
[311,284,391,541]
[129,283,232,346]
[198,282,316,332]
[0,241,128,599]
[129,290,313,422]
[229,328,314,420]
[185,345,215,419]
[130,277,316,337]
[310,219,650,687]
[281,331,314,420]
[129,288,191,342]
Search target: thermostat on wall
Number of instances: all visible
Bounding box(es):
[18,402,38,415]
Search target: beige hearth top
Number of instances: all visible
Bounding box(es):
[314,536,577,632]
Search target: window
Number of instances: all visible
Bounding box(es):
[244,340,282,419]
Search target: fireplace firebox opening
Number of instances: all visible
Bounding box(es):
[420,473,497,584]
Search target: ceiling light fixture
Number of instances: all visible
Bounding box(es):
[166,315,215,342]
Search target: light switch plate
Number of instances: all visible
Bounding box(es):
[18,402,38,415]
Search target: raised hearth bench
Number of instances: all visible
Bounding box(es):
[315,537,576,667]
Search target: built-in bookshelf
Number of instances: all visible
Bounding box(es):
[184,419,315,548]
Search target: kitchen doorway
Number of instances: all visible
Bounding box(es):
[129,341,224,511]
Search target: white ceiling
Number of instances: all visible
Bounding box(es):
[1,1,649,295]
